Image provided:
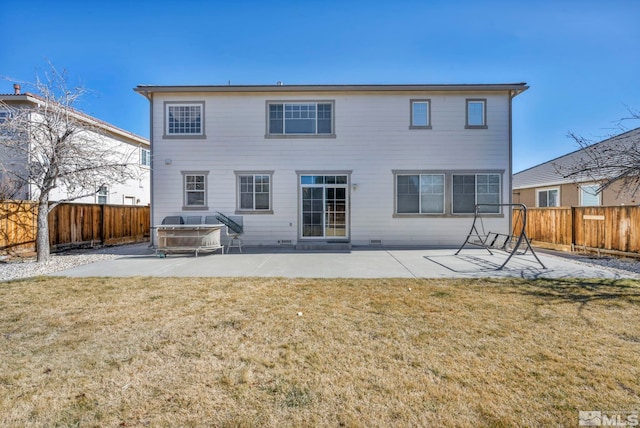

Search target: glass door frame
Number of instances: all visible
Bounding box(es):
[297,171,351,242]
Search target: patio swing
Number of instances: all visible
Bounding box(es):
[454,203,545,270]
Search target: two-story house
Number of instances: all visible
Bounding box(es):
[135,83,528,248]
[0,84,150,205]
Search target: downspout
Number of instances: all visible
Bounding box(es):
[140,90,155,247]
[508,90,514,234]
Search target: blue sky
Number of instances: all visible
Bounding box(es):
[1,0,638,172]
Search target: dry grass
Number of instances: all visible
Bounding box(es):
[1,276,639,427]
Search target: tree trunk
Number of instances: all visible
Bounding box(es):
[36,194,50,262]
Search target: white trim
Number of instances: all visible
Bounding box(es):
[182,171,209,210]
[579,184,601,206]
[165,102,205,137]
[235,171,274,213]
[536,187,560,207]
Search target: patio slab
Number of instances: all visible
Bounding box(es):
[49,244,639,279]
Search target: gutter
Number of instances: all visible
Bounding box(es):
[134,83,530,94]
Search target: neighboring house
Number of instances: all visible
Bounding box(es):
[0,84,150,205]
[513,127,640,208]
[135,83,528,247]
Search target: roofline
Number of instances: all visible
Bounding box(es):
[0,93,149,147]
[513,126,640,176]
[513,180,572,190]
[134,83,529,96]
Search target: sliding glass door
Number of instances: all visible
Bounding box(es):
[300,175,349,240]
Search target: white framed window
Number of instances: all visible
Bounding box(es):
[537,188,559,207]
[182,171,208,209]
[267,101,333,136]
[0,110,11,124]
[466,99,487,128]
[140,148,151,167]
[410,100,431,129]
[0,110,13,138]
[580,184,601,206]
[165,102,204,136]
[237,172,272,212]
[97,185,108,204]
[452,173,500,213]
[396,174,444,214]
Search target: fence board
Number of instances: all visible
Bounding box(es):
[521,207,573,247]
[515,206,640,255]
[0,201,37,251]
[0,201,149,253]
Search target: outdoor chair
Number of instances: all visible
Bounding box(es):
[204,215,221,225]
[225,215,244,253]
[185,216,202,225]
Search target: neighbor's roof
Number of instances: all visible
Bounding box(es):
[513,127,640,189]
[0,92,148,147]
[134,82,529,96]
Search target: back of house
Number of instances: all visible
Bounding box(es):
[135,83,527,247]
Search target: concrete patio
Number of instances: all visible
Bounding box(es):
[50,243,638,279]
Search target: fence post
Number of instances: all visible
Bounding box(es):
[100,204,105,245]
[570,206,576,251]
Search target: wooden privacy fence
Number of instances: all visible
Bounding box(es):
[0,201,37,252]
[1,201,150,252]
[514,206,640,256]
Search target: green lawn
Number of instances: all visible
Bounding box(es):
[1,276,639,427]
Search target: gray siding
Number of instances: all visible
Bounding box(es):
[151,90,514,246]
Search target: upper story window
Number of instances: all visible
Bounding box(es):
[466,99,487,129]
[140,148,151,167]
[165,102,204,137]
[267,101,334,136]
[0,110,11,124]
[410,100,431,129]
[0,110,13,138]
[537,188,559,208]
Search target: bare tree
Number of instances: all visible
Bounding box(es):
[0,64,140,262]
[555,108,640,199]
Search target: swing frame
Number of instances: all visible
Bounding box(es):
[454,203,545,270]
